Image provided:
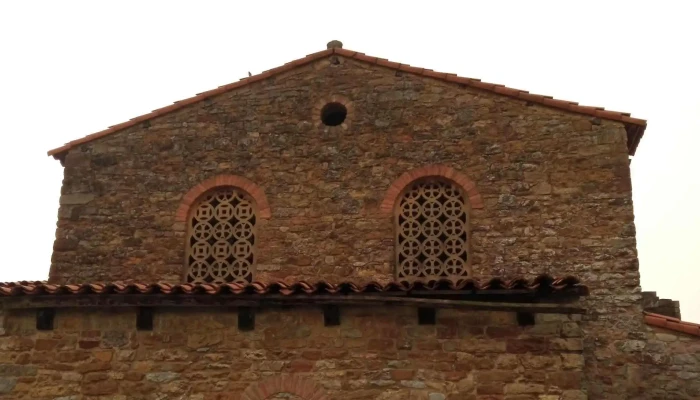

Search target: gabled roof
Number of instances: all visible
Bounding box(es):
[644,311,700,337]
[47,44,647,160]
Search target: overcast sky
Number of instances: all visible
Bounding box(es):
[0,1,697,322]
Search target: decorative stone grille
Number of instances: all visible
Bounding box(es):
[396,179,469,282]
[186,187,256,283]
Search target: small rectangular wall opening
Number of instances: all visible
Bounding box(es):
[238,307,255,331]
[137,307,154,331]
[323,305,341,326]
[517,311,536,326]
[36,308,55,330]
[418,307,436,325]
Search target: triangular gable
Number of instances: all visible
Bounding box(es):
[48,44,647,160]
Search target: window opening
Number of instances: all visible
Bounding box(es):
[186,187,256,283]
[396,179,469,282]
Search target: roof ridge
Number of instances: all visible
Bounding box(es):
[47,46,646,159]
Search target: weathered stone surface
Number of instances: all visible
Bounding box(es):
[145,371,179,383]
[0,378,16,394]
[0,364,37,376]
[504,382,545,394]
[0,307,587,398]
[82,380,118,395]
[639,325,700,397]
[642,291,682,319]
[58,193,95,205]
[52,238,79,251]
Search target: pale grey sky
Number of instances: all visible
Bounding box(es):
[1,1,698,322]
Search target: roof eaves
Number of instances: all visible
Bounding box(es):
[0,275,587,297]
[644,311,700,337]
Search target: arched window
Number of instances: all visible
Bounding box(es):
[395,179,469,282]
[186,187,256,283]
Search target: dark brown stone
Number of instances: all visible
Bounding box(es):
[82,380,118,396]
[53,238,78,251]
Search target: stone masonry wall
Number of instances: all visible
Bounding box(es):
[641,292,681,319]
[0,307,585,400]
[633,326,700,399]
[49,55,635,287]
[44,54,658,397]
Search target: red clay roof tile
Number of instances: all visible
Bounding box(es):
[376,58,400,69]
[47,46,647,159]
[398,64,425,75]
[644,312,700,337]
[0,275,587,297]
[421,70,449,80]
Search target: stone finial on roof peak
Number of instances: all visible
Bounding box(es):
[327,40,343,49]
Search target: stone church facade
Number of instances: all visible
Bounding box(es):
[0,41,698,399]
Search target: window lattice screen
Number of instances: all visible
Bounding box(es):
[186,187,256,283]
[396,179,469,282]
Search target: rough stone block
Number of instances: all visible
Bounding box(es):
[59,194,95,205]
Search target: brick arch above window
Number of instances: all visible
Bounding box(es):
[380,164,483,214]
[175,175,271,223]
[241,375,329,400]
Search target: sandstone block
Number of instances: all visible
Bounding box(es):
[0,378,16,394]
[59,194,95,205]
[82,380,117,396]
[145,372,179,383]
[53,238,79,251]
[504,382,545,394]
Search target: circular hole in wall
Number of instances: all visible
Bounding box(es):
[320,102,347,126]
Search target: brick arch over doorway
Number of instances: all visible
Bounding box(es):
[174,174,272,222]
[241,375,329,400]
[379,164,484,214]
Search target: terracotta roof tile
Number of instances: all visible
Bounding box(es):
[644,312,700,337]
[47,46,647,159]
[422,70,449,80]
[398,64,425,75]
[352,53,378,64]
[376,58,400,69]
[0,275,587,297]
